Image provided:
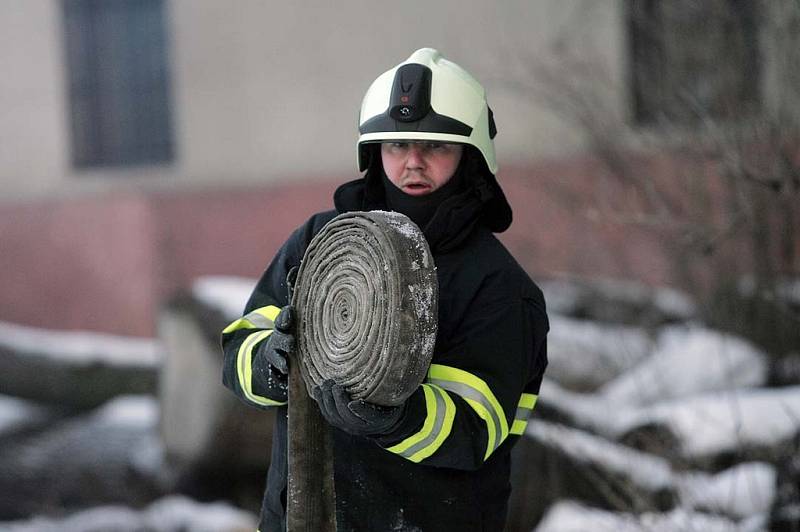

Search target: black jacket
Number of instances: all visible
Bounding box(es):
[222,162,548,531]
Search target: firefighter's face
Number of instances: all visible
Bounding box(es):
[381,142,463,196]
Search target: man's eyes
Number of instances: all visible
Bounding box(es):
[389,142,448,150]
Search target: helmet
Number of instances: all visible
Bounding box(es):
[357,48,498,174]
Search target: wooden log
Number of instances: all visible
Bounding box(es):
[0,396,167,520]
[506,420,677,530]
[157,296,273,471]
[0,321,159,410]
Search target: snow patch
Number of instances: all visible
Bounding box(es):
[534,500,767,532]
[540,380,800,460]
[599,325,768,406]
[526,420,675,491]
[0,320,162,367]
[0,395,50,437]
[0,495,257,532]
[192,275,257,320]
[539,278,696,320]
[94,395,160,429]
[677,462,777,518]
[620,386,800,458]
[547,314,653,390]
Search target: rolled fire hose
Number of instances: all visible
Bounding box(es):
[287,211,438,531]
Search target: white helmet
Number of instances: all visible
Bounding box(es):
[357,48,498,174]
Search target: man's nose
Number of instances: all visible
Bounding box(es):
[405,144,426,168]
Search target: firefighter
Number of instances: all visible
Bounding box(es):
[221,48,549,531]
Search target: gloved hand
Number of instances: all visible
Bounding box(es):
[254,305,295,374]
[312,379,404,437]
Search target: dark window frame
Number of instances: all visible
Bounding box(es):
[62,0,175,169]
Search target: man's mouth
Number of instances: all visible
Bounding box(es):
[401,181,432,196]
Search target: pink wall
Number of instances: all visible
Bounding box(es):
[0,192,159,336]
[501,158,673,286]
[151,180,339,287]
[0,180,338,337]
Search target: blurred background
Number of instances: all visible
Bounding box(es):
[0,0,798,530]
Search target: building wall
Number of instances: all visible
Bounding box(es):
[0,192,161,336]
[2,2,791,337]
[0,0,625,201]
[0,179,339,336]
[0,2,70,197]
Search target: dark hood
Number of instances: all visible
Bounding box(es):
[333,145,512,254]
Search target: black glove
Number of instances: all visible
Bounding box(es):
[312,379,404,437]
[254,305,295,374]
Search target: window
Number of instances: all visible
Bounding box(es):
[628,0,760,126]
[62,0,174,168]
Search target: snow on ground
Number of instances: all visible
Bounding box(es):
[526,420,777,519]
[546,314,654,391]
[0,495,257,532]
[0,320,162,367]
[677,462,776,519]
[539,278,696,321]
[192,276,256,320]
[616,386,800,458]
[0,395,175,519]
[526,419,675,493]
[94,394,160,428]
[0,395,50,437]
[541,380,800,460]
[538,379,624,437]
[649,288,698,322]
[534,500,767,532]
[599,325,768,406]
[584,278,696,320]
[538,280,587,314]
[3,395,164,480]
[91,396,167,482]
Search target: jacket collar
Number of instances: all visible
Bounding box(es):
[334,145,511,253]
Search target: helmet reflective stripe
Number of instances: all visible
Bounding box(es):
[357,48,498,174]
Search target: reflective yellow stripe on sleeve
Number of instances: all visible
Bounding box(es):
[236,329,286,406]
[386,384,455,463]
[509,393,538,435]
[222,305,281,334]
[428,364,509,461]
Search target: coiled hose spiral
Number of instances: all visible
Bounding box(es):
[292,210,438,406]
